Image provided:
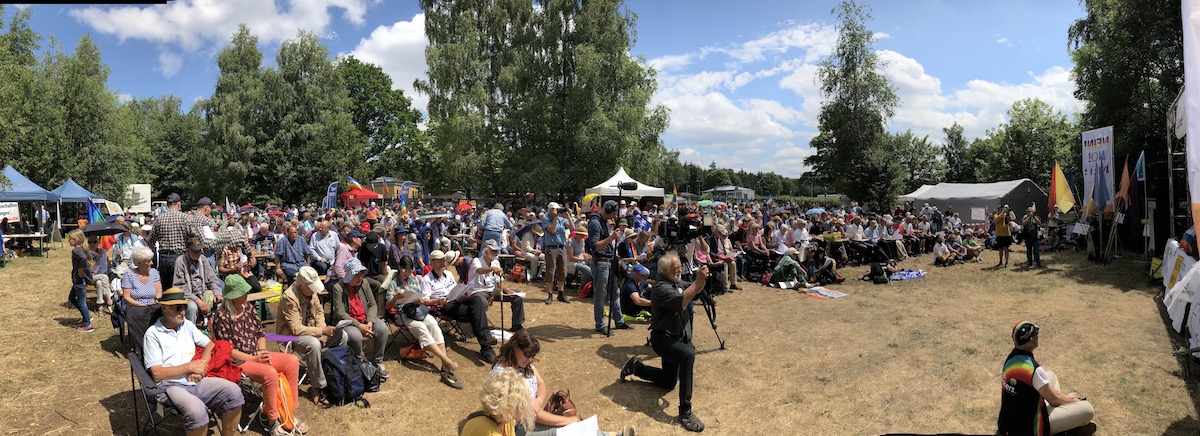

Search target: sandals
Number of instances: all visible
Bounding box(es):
[267,420,290,436]
[293,418,309,434]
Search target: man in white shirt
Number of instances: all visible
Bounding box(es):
[143,290,244,436]
[932,234,955,266]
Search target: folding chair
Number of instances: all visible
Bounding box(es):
[126,350,222,436]
[209,317,266,434]
[384,313,419,354]
[265,333,307,387]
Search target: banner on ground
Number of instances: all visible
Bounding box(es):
[1081,126,1115,212]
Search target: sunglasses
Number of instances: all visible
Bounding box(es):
[162,304,186,312]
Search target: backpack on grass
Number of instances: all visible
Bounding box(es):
[321,345,370,408]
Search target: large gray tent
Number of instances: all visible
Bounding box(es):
[912,179,1048,223]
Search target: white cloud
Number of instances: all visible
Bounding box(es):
[996,37,1011,46]
[348,13,429,111]
[757,142,816,178]
[70,0,370,76]
[648,54,692,72]
[118,93,134,103]
[705,21,836,65]
[156,50,183,78]
[660,92,792,149]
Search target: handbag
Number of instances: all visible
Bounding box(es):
[399,343,429,360]
[400,302,429,321]
[543,389,578,416]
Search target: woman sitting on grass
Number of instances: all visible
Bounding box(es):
[461,368,537,436]
[492,330,635,436]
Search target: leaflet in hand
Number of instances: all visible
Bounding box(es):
[555,415,600,436]
[446,284,469,301]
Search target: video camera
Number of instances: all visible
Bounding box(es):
[660,205,714,247]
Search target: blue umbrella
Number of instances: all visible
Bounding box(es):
[513,222,542,241]
[806,207,826,215]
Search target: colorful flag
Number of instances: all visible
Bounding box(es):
[1088,165,1111,214]
[1135,150,1145,182]
[672,184,679,204]
[347,177,364,190]
[86,199,114,250]
[1113,155,1132,210]
[1048,162,1076,214]
[399,181,411,217]
[766,195,774,206]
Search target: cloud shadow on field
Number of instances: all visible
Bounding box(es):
[1030,246,1157,295]
[1163,416,1200,436]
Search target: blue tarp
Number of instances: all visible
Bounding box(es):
[0,165,59,202]
[50,178,102,203]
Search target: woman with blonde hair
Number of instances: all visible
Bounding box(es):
[462,368,536,436]
[67,229,95,332]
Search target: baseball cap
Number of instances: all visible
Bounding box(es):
[603,200,619,214]
[222,275,252,300]
[1012,321,1040,346]
[365,232,380,247]
[483,239,500,252]
[631,264,650,276]
[430,250,447,260]
[547,202,562,210]
[186,236,204,251]
[167,193,182,204]
[347,229,365,239]
[197,197,213,207]
[296,266,325,293]
[785,247,799,257]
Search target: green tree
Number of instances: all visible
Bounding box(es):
[969,99,1076,187]
[1069,0,1182,166]
[128,96,202,198]
[272,31,364,203]
[942,122,974,182]
[0,5,42,188]
[705,169,733,190]
[200,26,269,203]
[891,130,945,192]
[804,0,900,209]
[338,55,427,180]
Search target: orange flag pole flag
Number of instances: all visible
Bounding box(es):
[1048,162,1076,214]
[1112,154,1133,211]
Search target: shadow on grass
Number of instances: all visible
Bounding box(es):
[1043,248,1158,295]
[99,379,187,436]
[598,381,675,426]
[525,323,600,343]
[1163,416,1200,436]
[595,343,653,369]
[1154,289,1200,433]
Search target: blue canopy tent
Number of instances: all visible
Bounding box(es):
[0,165,60,202]
[50,178,103,203]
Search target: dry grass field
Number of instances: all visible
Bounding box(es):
[1,245,1198,435]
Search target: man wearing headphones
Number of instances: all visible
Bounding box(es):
[586,200,626,335]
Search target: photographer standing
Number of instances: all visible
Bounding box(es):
[1021,207,1042,268]
[619,253,708,432]
[587,200,625,335]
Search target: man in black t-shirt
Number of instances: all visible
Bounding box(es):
[619,254,708,432]
[358,231,389,317]
[997,321,1095,436]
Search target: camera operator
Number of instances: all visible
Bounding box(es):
[586,200,625,335]
[1021,207,1042,268]
[619,253,708,432]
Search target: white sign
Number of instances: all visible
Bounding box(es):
[1081,126,1115,209]
[125,184,151,213]
[1115,212,1125,224]
[970,207,985,221]
[0,202,17,221]
[1073,223,1090,235]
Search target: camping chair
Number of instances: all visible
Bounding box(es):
[384,312,419,354]
[208,313,267,434]
[126,350,222,436]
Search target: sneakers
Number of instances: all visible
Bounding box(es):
[614,322,633,330]
[507,324,524,333]
[557,293,569,303]
[609,425,636,436]
[440,369,464,389]
[595,326,611,336]
[678,411,705,432]
[375,362,389,381]
[619,357,640,382]
[544,295,554,305]
[480,334,499,347]
[76,324,95,333]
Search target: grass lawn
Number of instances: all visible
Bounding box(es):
[0,244,1197,435]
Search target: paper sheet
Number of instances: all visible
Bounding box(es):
[554,415,599,436]
[447,284,469,301]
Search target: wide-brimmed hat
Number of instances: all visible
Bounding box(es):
[430,250,447,260]
[573,225,588,237]
[159,288,190,306]
[223,275,252,300]
[531,225,544,236]
[785,247,800,257]
[623,228,636,239]
[343,258,367,283]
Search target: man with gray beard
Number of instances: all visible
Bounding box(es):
[618,253,709,432]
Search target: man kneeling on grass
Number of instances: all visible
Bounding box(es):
[998,321,1096,436]
[143,290,244,436]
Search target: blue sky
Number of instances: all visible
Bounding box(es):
[17,0,1086,178]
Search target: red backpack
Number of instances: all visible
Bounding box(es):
[578,281,593,298]
[510,263,527,283]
